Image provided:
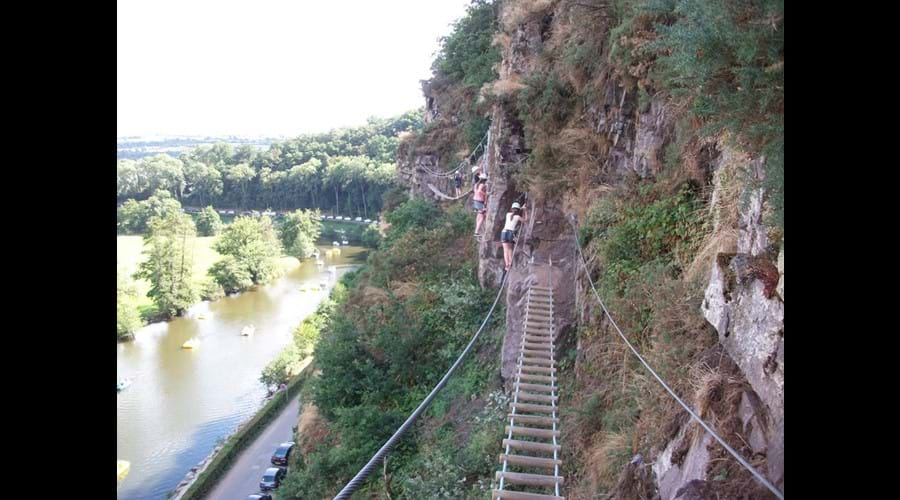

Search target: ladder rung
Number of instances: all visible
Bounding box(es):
[524,335,555,343]
[502,438,560,452]
[526,309,552,317]
[529,289,553,295]
[515,382,555,393]
[505,425,560,438]
[520,356,553,366]
[496,471,565,487]
[514,392,558,403]
[521,349,551,358]
[492,489,565,500]
[527,304,553,311]
[531,285,553,291]
[507,414,559,425]
[511,402,557,414]
[517,373,555,383]
[499,453,562,468]
[524,341,554,350]
[524,327,553,334]
[518,365,555,374]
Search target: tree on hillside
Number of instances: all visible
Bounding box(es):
[117,189,183,234]
[212,215,282,290]
[135,212,198,318]
[143,154,186,199]
[224,163,256,208]
[183,160,224,206]
[117,268,142,340]
[196,206,223,236]
[279,209,322,260]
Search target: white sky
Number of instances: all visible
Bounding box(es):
[117,0,471,138]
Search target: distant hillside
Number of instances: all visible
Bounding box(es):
[116,136,278,160]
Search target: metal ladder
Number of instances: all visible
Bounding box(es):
[493,283,564,500]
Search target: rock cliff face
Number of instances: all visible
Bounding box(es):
[399,1,782,497]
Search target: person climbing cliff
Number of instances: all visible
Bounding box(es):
[454,171,463,197]
[471,164,482,184]
[473,174,488,237]
[501,202,527,271]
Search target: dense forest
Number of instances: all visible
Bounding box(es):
[116,111,422,218]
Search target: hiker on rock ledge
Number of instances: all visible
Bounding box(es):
[501,202,527,271]
[473,174,488,237]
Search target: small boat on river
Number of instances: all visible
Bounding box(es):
[181,338,199,349]
[117,460,130,481]
[240,325,255,336]
[116,378,132,392]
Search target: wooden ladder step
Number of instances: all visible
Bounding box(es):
[518,365,555,375]
[529,288,553,295]
[519,357,554,367]
[508,414,559,425]
[524,341,554,351]
[503,438,560,453]
[511,402,557,414]
[526,317,552,324]
[499,453,562,469]
[492,489,565,500]
[514,392,558,403]
[527,304,553,312]
[524,335,555,344]
[496,471,565,486]
[521,348,551,357]
[517,373,555,383]
[505,425,560,438]
[531,285,553,291]
[525,327,553,335]
[527,309,552,317]
[515,382,555,393]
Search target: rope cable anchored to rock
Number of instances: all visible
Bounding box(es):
[567,217,784,500]
[333,228,523,499]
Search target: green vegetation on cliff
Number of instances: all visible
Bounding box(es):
[277,197,506,498]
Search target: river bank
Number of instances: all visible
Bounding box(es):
[117,245,365,499]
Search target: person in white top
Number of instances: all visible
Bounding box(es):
[500,202,527,271]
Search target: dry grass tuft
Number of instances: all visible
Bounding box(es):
[585,431,631,494]
[296,403,330,456]
[501,0,556,30]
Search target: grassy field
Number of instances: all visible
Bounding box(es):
[117,235,299,315]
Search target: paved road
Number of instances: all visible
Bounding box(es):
[206,395,300,500]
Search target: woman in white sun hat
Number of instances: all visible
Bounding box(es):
[501,201,527,271]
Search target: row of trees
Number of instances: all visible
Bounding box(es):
[116,112,422,218]
[117,199,322,336]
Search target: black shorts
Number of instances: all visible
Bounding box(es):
[501,230,515,243]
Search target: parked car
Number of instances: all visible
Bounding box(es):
[271,441,295,466]
[364,218,372,223]
[227,210,235,215]
[355,217,363,222]
[246,495,272,500]
[326,215,334,219]
[259,467,286,491]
